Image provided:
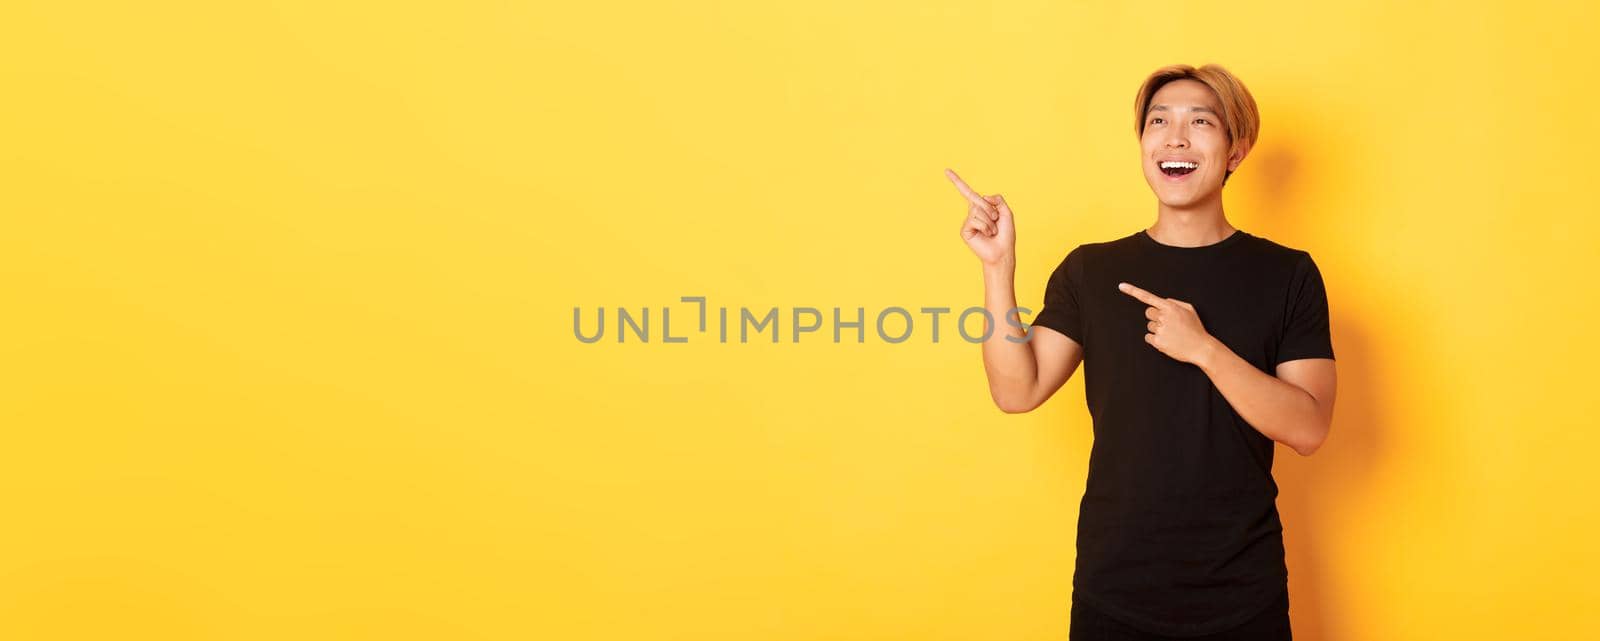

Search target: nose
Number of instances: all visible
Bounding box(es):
[1164,125,1190,149]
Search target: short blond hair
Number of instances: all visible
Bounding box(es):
[1134,64,1260,183]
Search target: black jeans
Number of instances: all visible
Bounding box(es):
[1069,591,1292,641]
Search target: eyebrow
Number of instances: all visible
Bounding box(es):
[1147,104,1217,115]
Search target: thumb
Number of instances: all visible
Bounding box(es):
[986,194,1013,218]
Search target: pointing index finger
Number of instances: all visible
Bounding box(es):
[1117,282,1168,308]
[945,168,996,212]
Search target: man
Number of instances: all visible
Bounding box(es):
[945,63,1336,640]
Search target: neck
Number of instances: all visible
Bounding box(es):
[1149,190,1234,246]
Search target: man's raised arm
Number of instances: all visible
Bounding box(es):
[946,169,1082,413]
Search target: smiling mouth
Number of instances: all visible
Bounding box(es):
[1159,161,1198,177]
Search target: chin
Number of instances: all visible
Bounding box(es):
[1145,186,1196,208]
[1155,191,1204,207]
[1148,180,1222,208]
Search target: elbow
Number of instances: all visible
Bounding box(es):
[1292,425,1331,456]
[988,376,1046,414]
[1294,400,1336,456]
[992,392,1040,414]
[998,401,1036,414]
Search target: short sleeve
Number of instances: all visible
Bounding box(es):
[1030,246,1084,344]
[1275,251,1335,365]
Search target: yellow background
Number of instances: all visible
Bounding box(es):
[3,1,1596,639]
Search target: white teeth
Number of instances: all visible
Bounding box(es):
[1159,161,1198,169]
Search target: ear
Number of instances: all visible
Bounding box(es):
[1227,139,1252,172]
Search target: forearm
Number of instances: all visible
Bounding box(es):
[978,258,1040,412]
[1196,339,1329,455]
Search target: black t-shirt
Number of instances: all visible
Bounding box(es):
[1030,228,1335,637]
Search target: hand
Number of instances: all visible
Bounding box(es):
[945,168,1015,267]
[1117,282,1219,366]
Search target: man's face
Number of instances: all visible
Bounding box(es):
[1139,79,1244,208]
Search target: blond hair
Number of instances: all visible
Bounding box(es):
[1133,64,1260,183]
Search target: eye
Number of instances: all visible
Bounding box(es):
[1150,117,1164,125]
[1194,118,1210,125]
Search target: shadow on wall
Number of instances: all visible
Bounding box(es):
[1242,132,1390,641]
